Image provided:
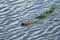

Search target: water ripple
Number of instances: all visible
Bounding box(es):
[0,0,60,40]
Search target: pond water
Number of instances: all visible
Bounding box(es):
[0,0,60,40]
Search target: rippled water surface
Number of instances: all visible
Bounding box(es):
[0,0,60,40]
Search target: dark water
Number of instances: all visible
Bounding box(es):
[0,0,60,40]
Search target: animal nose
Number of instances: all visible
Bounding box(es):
[21,23,25,26]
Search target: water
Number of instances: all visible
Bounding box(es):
[0,0,60,40]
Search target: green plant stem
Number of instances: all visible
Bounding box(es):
[35,4,58,19]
